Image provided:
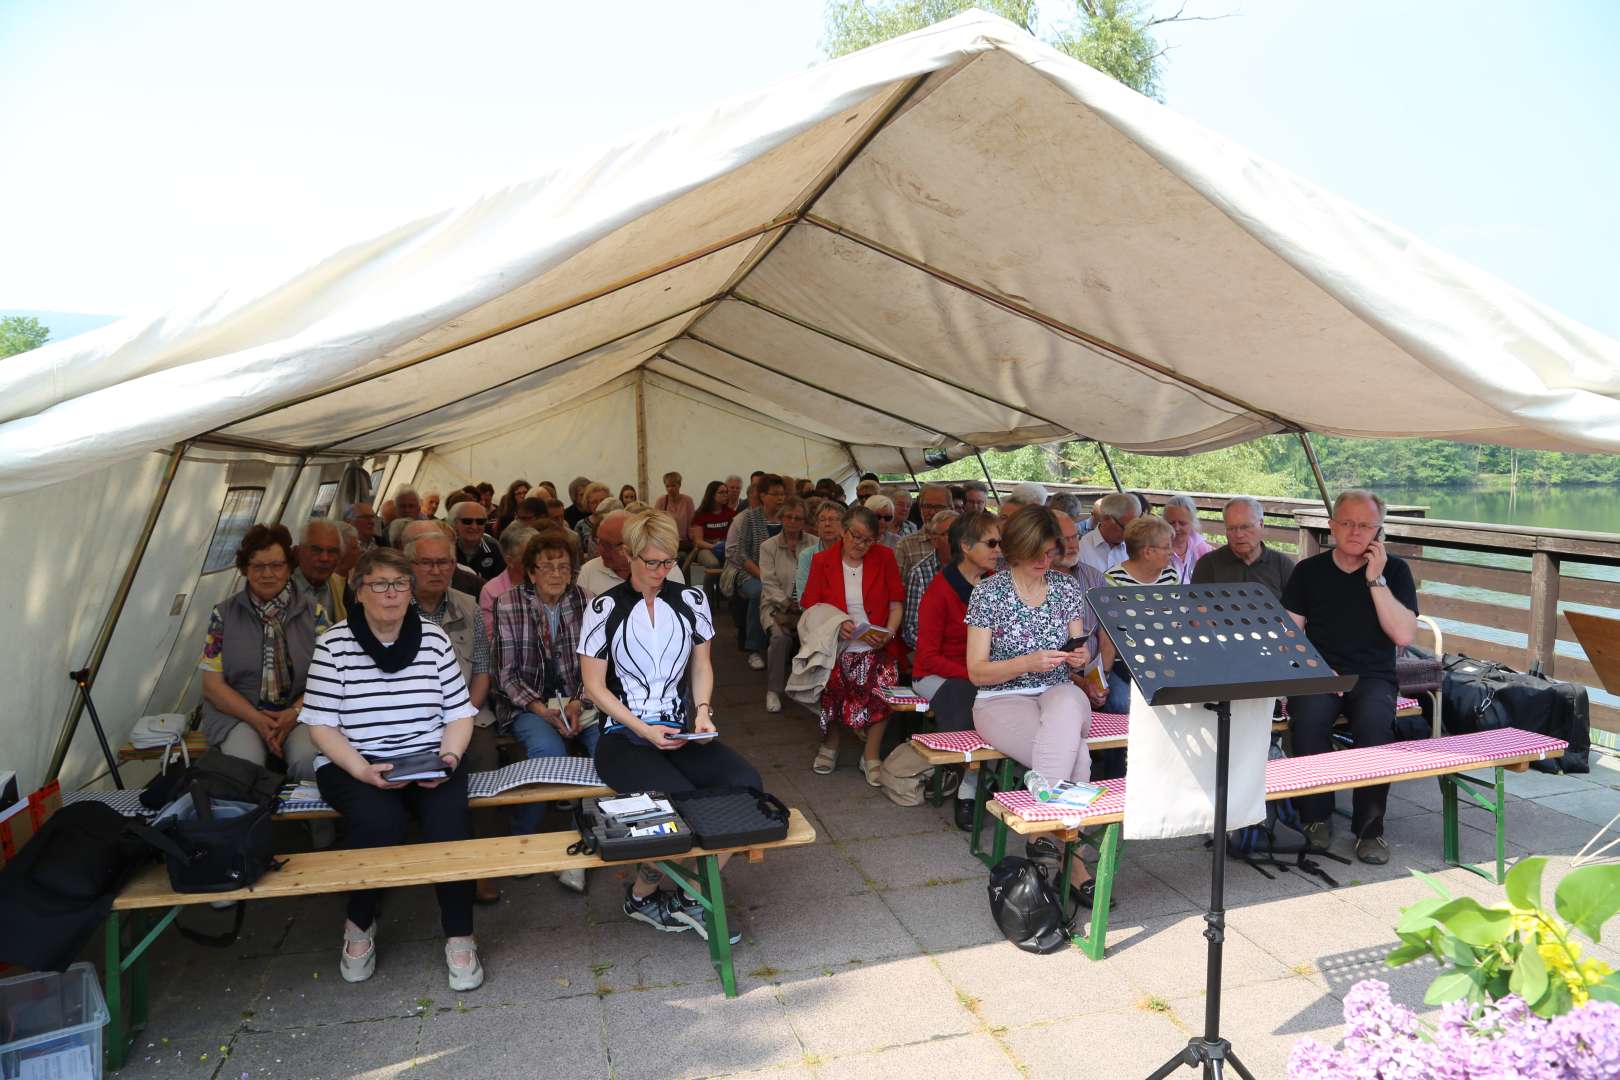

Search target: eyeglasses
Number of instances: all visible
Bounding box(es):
[638,557,679,571]
[1334,519,1380,533]
[532,563,571,575]
[1226,522,1260,533]
[844,531,875,545]
[456,517,488,526]
[247,560,288,573]
[977,537,1001,549]
[363,579,413,594]
[411,558,455,570]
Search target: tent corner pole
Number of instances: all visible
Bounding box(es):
[46,440,190,782]
[896,448,921,494]
[269,454,312,525]
[1298,432,1333,512]
[972,448,1001,507]
[1095,442,1124,492]
[634,371,649,501]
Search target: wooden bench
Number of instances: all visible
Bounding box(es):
[99,811,816,1070]
[984,727,1566,961]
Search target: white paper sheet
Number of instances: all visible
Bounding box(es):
[1122,686,1271,841]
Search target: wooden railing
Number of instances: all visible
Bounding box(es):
[1294,510,1620,734]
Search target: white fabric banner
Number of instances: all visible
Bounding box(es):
[1122,686,1271,841]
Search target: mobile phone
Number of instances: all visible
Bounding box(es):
[668,731,719,742]
[1061,636,1088,652]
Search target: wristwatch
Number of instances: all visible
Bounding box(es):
[1368,575,1388,589]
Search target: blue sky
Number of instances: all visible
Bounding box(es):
[2,0,1615,338]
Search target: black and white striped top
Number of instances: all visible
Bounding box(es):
[578,582,713,735]
[301,620,478,767]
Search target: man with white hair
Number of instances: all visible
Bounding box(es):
[334,521,360,578]
[894,485,953,580]
[887,487,917,537]
[1191,496,1296,597]
[392,487,423,528]
[1077,492,1138,575]
[1004,481,1049,511]
[343,501,378,551]
[960,482,989,516]
[1282,489,1419,866]
[292,519,347,622]
[578,510,685,598]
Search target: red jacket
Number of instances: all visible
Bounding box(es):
[913,571,970,680]
[802,541,905,660]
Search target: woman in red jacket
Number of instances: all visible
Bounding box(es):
[801,504,904,783]
[914,511,1001,828]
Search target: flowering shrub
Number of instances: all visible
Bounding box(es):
[1386,859,1620,1015]
[1288,979,1620,1079]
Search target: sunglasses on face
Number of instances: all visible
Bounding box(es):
[978,537,1001,549]
[457,517,488,526]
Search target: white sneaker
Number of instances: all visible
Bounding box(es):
[747,653,766,671]
[557,868,587,893]
[446,937,484,991]
[340,921,376,984]
[765,691,782,713]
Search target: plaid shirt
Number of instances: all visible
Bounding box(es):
[490,583,587,727]
[725,507,776,573]
[901,551,942,648]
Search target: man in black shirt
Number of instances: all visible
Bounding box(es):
[450,499,504,581]
[1191,496,1295,596]
[1281,489,1419,865]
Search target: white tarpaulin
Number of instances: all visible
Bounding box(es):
[4,9,1620,791]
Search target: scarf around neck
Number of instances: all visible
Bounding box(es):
[348,601,424,674]
[250,584,295,706]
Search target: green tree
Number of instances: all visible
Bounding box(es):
[0,315,49,359]
[822,0,1211,100]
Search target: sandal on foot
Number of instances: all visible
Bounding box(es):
[340,922,377,983]
[812,746,837,775]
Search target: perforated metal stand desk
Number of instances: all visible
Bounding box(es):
[1087,583,1355,1080]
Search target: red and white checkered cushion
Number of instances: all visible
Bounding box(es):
[1088,711,1129,741]
[1264,728,1565,793]
[995,780,1128,823]
[912,711,1130,758]
[876,686,932,710]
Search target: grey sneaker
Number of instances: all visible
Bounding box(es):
[1355,834,1391,865]
[1303,821,1332,851]
[623,887,690,933]
[666,890,742,944]
[445,937,483,991]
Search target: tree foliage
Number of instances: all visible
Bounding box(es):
[822,0,1175,100]
[0,315,49,359]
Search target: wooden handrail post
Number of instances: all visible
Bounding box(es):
[1529,551,1561,675]
[1298,526,1322,560]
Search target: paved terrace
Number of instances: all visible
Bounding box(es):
[103,633,1620,1079]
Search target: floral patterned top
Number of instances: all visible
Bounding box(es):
[965,571,1087,696]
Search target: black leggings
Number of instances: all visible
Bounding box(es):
[1287,677,1399,839]
[315,762,474,937]
[594,732,762,794]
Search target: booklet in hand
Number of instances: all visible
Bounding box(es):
[368,750,449,783]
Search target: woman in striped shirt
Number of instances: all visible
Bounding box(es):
[1097,515,1182,719]
[302,548,483,991]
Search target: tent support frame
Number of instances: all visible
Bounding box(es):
[47,441,190,782]
[634,371,650,501]
[1299,432,1334,512]
[974,449,1001,507]
[1097,443,1125,492]
[897,448,921,493]
[269,455,312,525]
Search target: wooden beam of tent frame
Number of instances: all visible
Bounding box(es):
[798,213,1306,436]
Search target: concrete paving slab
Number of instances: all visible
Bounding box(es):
[1133,845,1324,910]
[469,911,597,1003]
[842,828,989,890]
[1102,912,1295,997]
[881,880,1006,953]
[1226,891,1404,974]
[1000,1006,1186,1079]
[410,997,608,1078]
[750,890,920,973]
[813,1031,1021,1080]
[109,1031,239,1078]
[1167,974,1346,1077]
[724,839,870,905]
[247,939,451,1029]
[777,956,973,1059]
[601,983,804,1079]
[1530,788,1620,832]
[1503,766,1610,799]
[590,917,737,991]
[226,1016,421,1079]
[931,940,1130,1028]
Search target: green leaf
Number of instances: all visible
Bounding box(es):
[1411,869,1454,901]
[1439,935,1482,967]
[1397,897,1449,935]
[1386,943,1430,967]
[1554,864,1620,943]
[1532,977,1574,1018]
[1430,897,1514,948]
[1509,941,1549,1005]
[1587,981,1620,1005]
[1505,856,1548,912]
[1425,970,1474,1005]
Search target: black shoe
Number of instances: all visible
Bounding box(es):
[623,887,690,933]
[1075,880,1117,911]
[953,798,975,832]
[666,890,742,944]
[1025,837,1063,866]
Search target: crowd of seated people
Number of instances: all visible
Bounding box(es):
[194,464,1412,988]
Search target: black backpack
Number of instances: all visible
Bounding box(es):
[129,783,281,896]
[986,857,1069,955]
[140,749,284,811]
[1442,654,1591,773]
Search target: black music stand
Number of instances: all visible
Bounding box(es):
[1086,583,1355,1080]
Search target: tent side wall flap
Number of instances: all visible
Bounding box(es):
[5,10,1620,792]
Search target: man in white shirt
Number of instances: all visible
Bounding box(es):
[578,510,685,597]
[1077,491,1138,576]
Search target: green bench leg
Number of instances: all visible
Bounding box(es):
[1065,823,1120,961]
[657,856,737,998]
[1441,767,1509,884]
[969,759,1016,869]
[102,906,182,1071]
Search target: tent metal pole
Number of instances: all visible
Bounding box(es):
[1299,432,1334,512]
[634,371,650,501]
[973,448,1002,508]
[841,444,863,485]
[1096,443,1125,492]
[269,454,312,525]
[47,441,189,782]
[896,447,922,494]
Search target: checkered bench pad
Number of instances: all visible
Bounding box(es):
[64,789,153,817]
[1264,728,1566,793]
[876,686,932,710]
[994,780,1128,824]
[912,712,1129,758]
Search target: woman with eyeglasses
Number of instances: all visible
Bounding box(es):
[302,547,483,990]
[966,506,1094,840]
[1095,515,1181,713]
[800,504,905,781]
[578,511,762,937]
[1162,495,1213,584]
[199,524,327,780]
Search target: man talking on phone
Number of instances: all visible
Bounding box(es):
[1281,489,1419,865]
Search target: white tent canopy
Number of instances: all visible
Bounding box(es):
[4,10,1618,792]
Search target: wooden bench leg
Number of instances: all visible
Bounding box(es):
[657,856,737,998]
[1064,823,1120,961]
[1441,767,1509,884]
[103,906,181,1071]
[969,759,1016,869]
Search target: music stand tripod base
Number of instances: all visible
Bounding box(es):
[1086,584,1354,1080]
